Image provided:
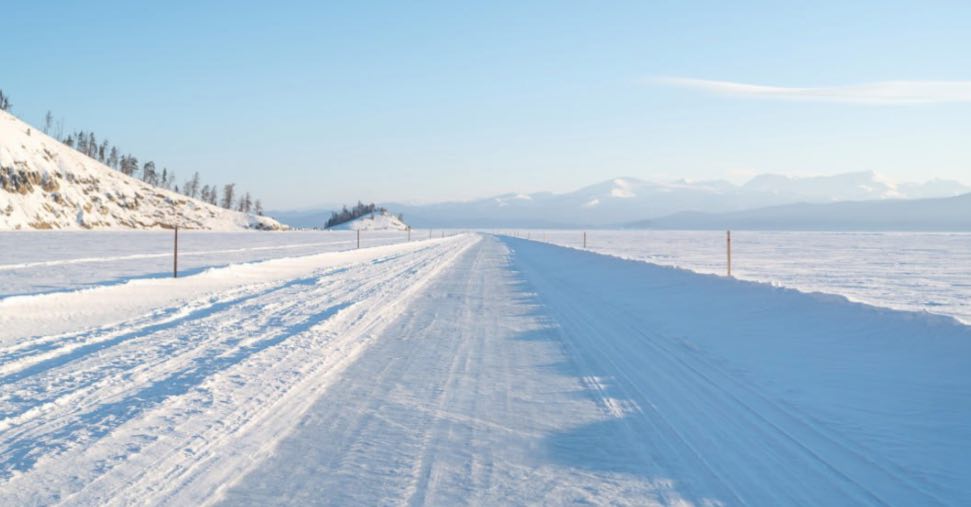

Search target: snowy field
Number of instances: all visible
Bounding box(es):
[0,230,438,298]
[1,232,969,505]
[509,230,971,325]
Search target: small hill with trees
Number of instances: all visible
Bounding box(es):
[326,202,409,231]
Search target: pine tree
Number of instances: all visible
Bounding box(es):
[237,192,252,213]
[120,155,138,176]
[142,161,158,185]
[0,90,10,111]
[184,172,201,198]
[221,184,235,209]
[108,147,119,169]
[254,199,263,216]
[77,131,88,155]
[87,132,97,158]
[43,111,53,134]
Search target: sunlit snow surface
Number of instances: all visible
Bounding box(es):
[3,229,969,325]
[0,230,416,297]
[507,230,971,325]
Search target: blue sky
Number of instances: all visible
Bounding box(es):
[3,1,970,208]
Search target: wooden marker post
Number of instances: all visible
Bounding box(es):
[173,225,179,278]
[727,230,732,277]
[408,228,411,242]
[357,229,361,249]
[583,231,587,248]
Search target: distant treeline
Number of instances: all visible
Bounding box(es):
[326,202,387,228]
[0,88,263,215]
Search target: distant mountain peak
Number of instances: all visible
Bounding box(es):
[372,172,969,228]
[610,179,636,198]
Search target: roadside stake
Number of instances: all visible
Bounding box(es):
[727,230,732,277]
[173,225,178,278]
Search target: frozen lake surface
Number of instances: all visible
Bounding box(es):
[0,230,419,298]
[2,229,968,325]
[511,230,971,325]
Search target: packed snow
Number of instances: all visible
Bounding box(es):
[511,229,971,325]
[0,110,282,231]
[1,232,968,505]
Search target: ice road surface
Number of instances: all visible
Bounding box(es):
[1,233,969,505]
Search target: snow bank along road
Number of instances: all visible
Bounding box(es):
[1,234,969,505]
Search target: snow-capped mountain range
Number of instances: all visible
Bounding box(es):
[379,173,970,228]
[630,193,971,231]
[0,110,284,230]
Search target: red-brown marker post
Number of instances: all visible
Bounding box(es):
[727,230,732,277]
[173,225,179,278]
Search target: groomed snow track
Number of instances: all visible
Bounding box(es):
[0,235,476,505]
[1,234,969,506]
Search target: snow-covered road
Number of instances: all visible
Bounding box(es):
[1,234,969,505]
[0,235,476,505]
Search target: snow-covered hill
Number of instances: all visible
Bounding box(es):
[0,110,284,230]
[328,211,409,231]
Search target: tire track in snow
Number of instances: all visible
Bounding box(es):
[0,235,477,505]
[502,236,960,506]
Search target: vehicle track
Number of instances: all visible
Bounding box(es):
[0,235,477,505]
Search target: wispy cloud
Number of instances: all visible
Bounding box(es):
[652,77,971,104]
